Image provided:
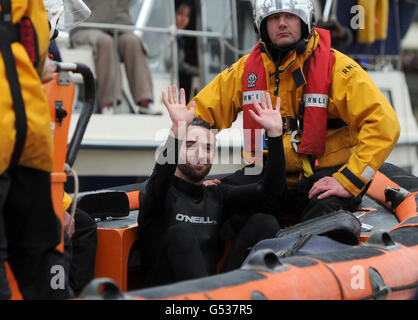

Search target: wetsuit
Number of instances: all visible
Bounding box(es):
[138,134,285,287]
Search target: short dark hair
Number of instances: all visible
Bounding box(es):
[190,117,215,130]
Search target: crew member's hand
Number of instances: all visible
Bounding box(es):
[203,179,221,186]
[308,176,351,200]
[42,59,57,83]
[64,211,75,238]
[162,85,196,138]
[249,92,283,137]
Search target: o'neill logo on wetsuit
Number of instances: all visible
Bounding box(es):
[176,214,217,225]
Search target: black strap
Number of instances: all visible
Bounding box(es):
[297,33,318,134]
[0,0,27,169]
[276,234,313,258]
[292,68,306,89]
[0,0,11,22]
[326,118,347,130]
[283,116,347,133]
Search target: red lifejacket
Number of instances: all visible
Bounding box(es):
[242,42,267,159]
[242,28,336,157]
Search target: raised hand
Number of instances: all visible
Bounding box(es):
[162,85,196,133]
[248,92,283,137]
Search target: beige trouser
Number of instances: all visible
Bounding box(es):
[71,29,153,108]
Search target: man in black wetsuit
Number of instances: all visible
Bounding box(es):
[137,85,286,288]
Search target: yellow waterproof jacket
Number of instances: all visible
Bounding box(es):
[0,0,54,174]
[192,30,400,197]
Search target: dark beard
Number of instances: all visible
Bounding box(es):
[177,163,212,183]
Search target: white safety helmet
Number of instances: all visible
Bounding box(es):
[43,0,91,39]
[253,0,316,42]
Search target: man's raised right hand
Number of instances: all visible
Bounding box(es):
[162,85,196,138]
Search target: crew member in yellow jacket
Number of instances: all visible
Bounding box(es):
[191,0,400,222]
[0,0,73,299]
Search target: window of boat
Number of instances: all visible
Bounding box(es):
[236,0,258,55]
[131,0,259,86]
[198,0,258,84]
[131,0,172,74]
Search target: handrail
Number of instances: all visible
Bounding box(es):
[71,22,231,108]
[76,22,223,38]
[55,62,96,167]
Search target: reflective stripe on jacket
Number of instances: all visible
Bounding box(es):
[0,0,53,174]
[192,29,400,197]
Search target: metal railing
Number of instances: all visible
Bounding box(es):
[71,22,227,110]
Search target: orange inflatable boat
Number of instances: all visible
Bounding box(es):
[7,61,416,301]
[78,162,418,300]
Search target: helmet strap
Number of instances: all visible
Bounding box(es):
[295,38,308,54]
